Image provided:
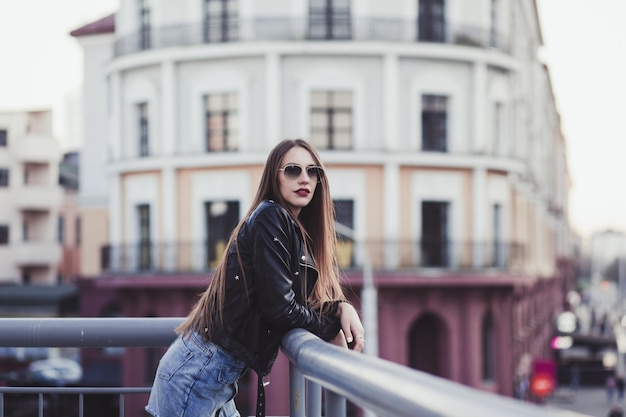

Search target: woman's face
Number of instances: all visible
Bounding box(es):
[278,146,319,217]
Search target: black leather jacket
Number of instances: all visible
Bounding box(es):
[211,200,341,375]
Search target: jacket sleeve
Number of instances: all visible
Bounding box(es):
[251,207,341,341]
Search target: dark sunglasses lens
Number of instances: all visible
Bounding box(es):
[307,167,323,181]
[284,165,302,178]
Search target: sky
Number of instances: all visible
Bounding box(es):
[0,0,625,238]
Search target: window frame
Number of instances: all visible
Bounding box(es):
[139,0,151,50]
[489,0,500,48]
[418,0,446,43]
[203,0,239,43]
[137,204,151,270]
[75,217,81,246]
[0,168,9,187]
[58,216,65,245]
[137,102,150,157]
[203,92,239,152]
[421,94,448,152]
[334,199,355,269]
[204,200,240,268]
[0,224,8,245]
[420,200,450,267]
[310,90,353,150]
[308,0,352,40]
[481,312,496,382]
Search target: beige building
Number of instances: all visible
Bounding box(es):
[0,110,63,285]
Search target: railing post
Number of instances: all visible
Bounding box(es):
[306,381,322,417]
[289,363,305,417]
[38,393,43,417]
[324,389,346,417]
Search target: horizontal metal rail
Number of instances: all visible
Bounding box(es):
[281,328,589,417]
[0,317,181,347]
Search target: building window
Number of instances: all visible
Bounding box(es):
[76,217,81,246]
[204,93,239,152]
[418,0,446,42]
[492,102,504,154]
[310,91,353,150]
[308,0,352,40]
[420,201,449,267]
[334,199,355,268]
[489,0,500,48]
[0,130,6,147]
[58,216,64,244]
[0,168,9,187]
[137,102,149,157]
[203,0,238,42]
[421,94,448,152]
[481,312,496,382]
[139,0,151,50]
[205,201,239,268]
[0,225,8,245]
[137,204,151,270]
[492,203,504,267]
[409,313,447,377]
[22,269,32,285]
[22,221,29,242]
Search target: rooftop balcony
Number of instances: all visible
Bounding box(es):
[100,239,526,275]
[114,17,510,57]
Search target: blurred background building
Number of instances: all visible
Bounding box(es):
[0,110,63,286]
[0,110,79,379]
[69,1,576,416]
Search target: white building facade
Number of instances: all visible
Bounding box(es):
[0,110,63,284]
[76,0,571,277]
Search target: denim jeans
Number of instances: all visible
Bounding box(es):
[146,332,248,417]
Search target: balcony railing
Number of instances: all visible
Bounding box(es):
[114,17,510,57]
[0,318,578,417]
[100,240,526,274]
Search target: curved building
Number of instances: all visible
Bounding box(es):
[73,1,574,416]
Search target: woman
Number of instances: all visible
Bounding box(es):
[146,139,365,417]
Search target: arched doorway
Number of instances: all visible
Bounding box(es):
[409,312,448,377]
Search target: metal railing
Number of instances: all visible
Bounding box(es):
[113,17,511,57]
[0,318,180,417]
[0,318,586,417]
[283,329,588,417]
[100,240,526,274]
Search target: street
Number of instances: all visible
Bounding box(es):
[545,386,623,417]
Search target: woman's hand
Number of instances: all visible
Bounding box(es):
[336,302,365,353]
[329,330,349,349]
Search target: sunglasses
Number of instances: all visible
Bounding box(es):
[279,164,324,182]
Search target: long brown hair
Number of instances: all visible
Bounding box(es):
[176,139,344,338]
